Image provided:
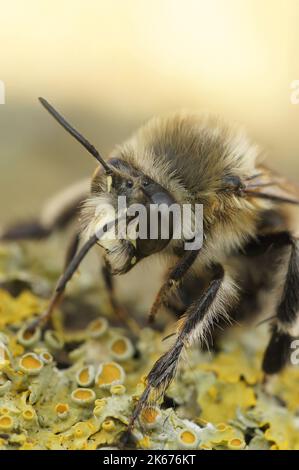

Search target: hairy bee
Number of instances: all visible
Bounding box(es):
[2,98,299,426]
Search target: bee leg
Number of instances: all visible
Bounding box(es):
[148,249,200,324]
[0,179,88,241]
[262,237,299,375]
[64,232,81,269]
[262,326,292,376]
[101,262,140,335]
[130,265,237,427]
[22,232,80,332]
[101,262,124,320]
[26,233,98,332]
[0,220,51,241]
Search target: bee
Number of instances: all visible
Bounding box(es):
[1,98,299,427]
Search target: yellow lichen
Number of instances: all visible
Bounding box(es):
[93,405,104,417]
[109,337,134,361]
[140,406,161,429]
[216,422,228,432]
[39,351,53,364]
[55,403,69,419]
[44,330,64,350]
[110,384,126,395]
[0,245,298,450]
[0,289,45,329]
[88,318,108,338]
[198,381,256,423]
[181,431,196,443]
[178,429,199,449]
[102,419,115,431]
[96,362,125,389]
[22,408,36,421]
[228,438,246,449]
[19,353,43,375]
[137,436,151,449]
[71,388,96,405]
[199,347,262,385]
[272,366,299,413]
[76,365,94,387]
[0,415,13,431]
[0,343,11,362]
[17,326,41,347]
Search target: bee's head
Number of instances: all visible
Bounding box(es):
[83,157,176,274]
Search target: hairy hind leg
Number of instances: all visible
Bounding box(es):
[148,249,200,324]
[130,265,238,427]
[262,237,299,375]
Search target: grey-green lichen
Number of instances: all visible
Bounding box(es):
[0,242,299,450]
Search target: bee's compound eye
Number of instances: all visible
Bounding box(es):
[142,178,150,187]
[126,180,134,189]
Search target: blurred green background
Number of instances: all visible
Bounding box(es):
[0,0,298,224]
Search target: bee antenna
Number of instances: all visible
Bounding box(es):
[38,97,113,175]
[244,190,299,205]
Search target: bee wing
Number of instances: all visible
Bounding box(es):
[245,165,299,205]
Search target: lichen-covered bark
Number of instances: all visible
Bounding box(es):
[0,242,298,450]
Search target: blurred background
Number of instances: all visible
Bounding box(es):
[0,0,298,223]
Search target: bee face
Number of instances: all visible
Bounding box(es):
[83,156,176,274]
